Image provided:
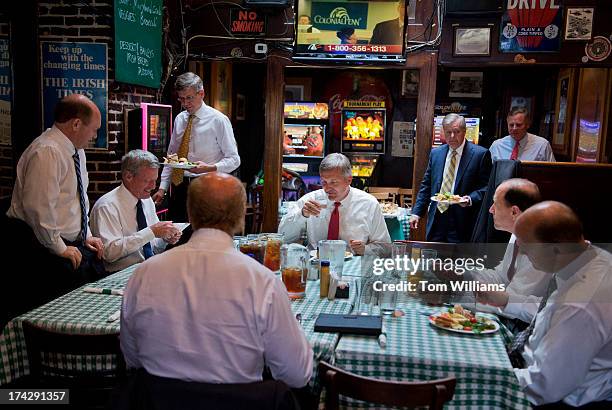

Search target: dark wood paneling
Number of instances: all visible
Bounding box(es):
[410,51,438,241]
[518,161,612,242]
[262,52,285,232]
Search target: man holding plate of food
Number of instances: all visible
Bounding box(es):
[410,113,491,243]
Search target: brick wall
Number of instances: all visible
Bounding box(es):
[0,22,11,200]
[37,1,161,203]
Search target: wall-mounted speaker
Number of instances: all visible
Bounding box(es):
[445,0,504,16]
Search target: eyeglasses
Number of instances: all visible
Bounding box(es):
[177,95,198,103]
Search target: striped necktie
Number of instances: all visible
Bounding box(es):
[507,274,557,368]
[72,149,88,245]
[171,114,196,186]
[437,149,457,213]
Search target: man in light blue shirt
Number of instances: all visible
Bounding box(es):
[489,107,555,162]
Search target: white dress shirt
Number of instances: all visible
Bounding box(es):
[160,103,240,190]
[489,133,555,162]
[468,235,549,323]
[90,184,166,272]
[120,228,313,388]
[7,125,91,256]
[278,187,391,255]
[443,138,465,194]
[515,245,612,406]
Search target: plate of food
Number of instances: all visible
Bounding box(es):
[430,192,467,205]
[162,153,198,169]
[309,250,353,261]
[380,202,399,217]
[428,304,498,335]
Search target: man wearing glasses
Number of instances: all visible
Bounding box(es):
[152,72,240,222]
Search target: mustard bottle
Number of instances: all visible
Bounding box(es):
[320,260,330,298]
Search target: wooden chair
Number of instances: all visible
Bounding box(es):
[22,321,126,409]
[246,185,264,234]
[398,188,414,208]
[370,192,394,202]
[319,362,456,410]
[368,187,400,204]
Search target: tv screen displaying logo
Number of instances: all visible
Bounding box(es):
[295,0,406,62]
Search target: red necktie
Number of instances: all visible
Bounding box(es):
[506,242,520,282]
[327,202,341,240]
[510,139,520,160]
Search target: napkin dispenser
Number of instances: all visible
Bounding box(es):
[314,313,382,335]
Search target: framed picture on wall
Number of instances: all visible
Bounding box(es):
[449,71,483,98]
[284,85,304,101]
[401,70,419,98]
[564,8,594,41]
[210,61,232,116]
[453,27,491,57]
[552,68,576,156]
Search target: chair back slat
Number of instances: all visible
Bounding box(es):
[319,362,456,410]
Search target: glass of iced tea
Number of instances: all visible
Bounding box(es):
[239,235,264,263]
[280,244,308,299]
[263,233,283,272]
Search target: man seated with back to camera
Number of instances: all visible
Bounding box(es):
[510,201,612,409]
[278,153,390,256]
[121,172,313,390]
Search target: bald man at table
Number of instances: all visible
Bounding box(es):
[121,172,312,388]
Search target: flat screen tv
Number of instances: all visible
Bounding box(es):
[295,0,407,63]
[283,124,326,158]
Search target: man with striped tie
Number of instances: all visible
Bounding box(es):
[6,94,105,312]
[91,150,181,273]
[152,72,240,223]
[410,113,491,242]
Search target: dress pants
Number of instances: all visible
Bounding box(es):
[3,218,107,321]
[427,209,460,243]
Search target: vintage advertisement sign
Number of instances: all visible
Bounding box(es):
[391,121,414,158]
[0,36,11,145]
[500,0,562,53]
[230,9,266,36]
[41,41,108,149]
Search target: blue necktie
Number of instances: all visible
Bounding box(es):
[72,149,87,245]
[136,200,154,259]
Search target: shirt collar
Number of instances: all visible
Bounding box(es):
[51,124,78,155]
[189,228,234,250]
[188,103,207,120]
[555,244,596,288]
[117,183,140,208]
[448,139,466,156]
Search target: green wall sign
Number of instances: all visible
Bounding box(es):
[114,0,163,88]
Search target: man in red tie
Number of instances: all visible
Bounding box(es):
[489,107,555,162]
[278,153,390,256]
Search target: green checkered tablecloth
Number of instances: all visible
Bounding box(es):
[291,278,356,389]
[0,265,137,385]
[334,291,531,409]
[0,264,356,388]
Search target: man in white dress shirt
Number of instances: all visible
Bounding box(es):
[278,153,390,255]
[121,172,313,388]
[5,94,105,313]
[90,150,181,273]
[471,178,549,324]
[152,72,240,222]
[489,107,555,162]
[512,201,612,408]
